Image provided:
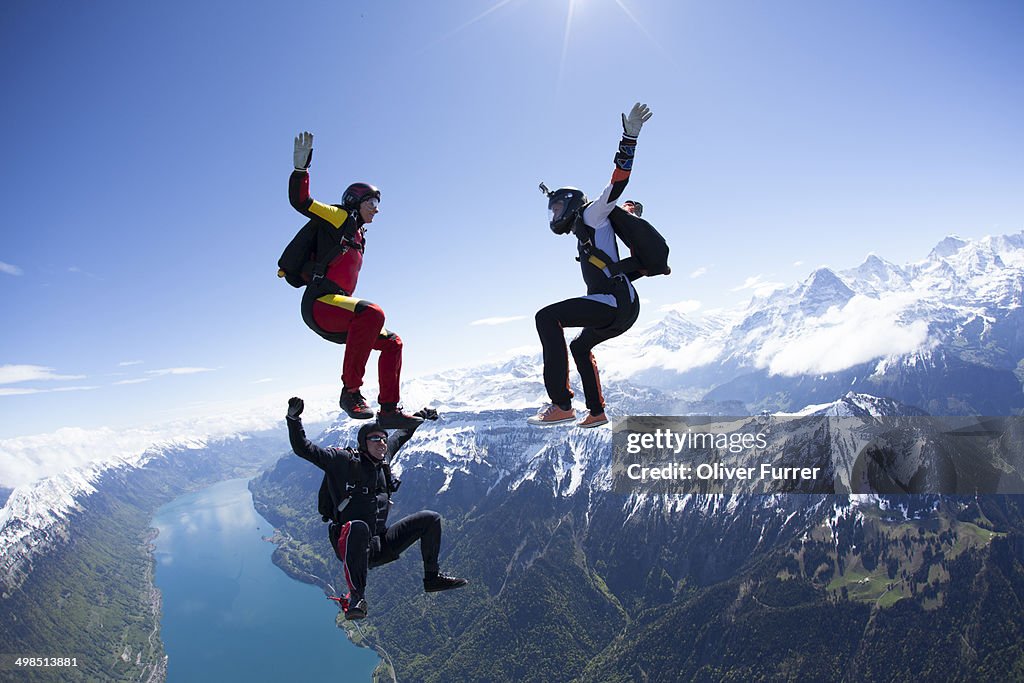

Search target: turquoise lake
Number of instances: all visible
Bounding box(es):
[152,478,378,681]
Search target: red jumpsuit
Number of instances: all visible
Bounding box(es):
[289,171,403,405]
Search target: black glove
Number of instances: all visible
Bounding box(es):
[389,477,401,493]
[414,407,439,421]
[287,397,304,420]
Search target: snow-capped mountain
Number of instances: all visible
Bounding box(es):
[0,440,206,592]
[252,376,1024,682]
[7,231,1022,594]
[0,435,274,593]
[404,231,1024,417]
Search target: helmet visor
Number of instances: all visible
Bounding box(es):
[548,199,565,225]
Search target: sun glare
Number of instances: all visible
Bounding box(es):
[558,0,580,86]
[425,0,666,77]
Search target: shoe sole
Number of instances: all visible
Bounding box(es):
[577,418,609,429]
[424,582,468,593]
[526,416,576,426]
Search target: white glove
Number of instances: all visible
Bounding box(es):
[293,131,313,170]
[621,103,652,138]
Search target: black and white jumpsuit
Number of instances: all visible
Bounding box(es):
[536,132,642,415]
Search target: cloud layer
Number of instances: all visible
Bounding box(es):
[0,383,341,488]
[755,293,930,376]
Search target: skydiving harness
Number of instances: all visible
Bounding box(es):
[286,213,368,344]
[572,213,642,332]
[572,204,671,279]
[573,213,628,277]
[318,449,396,524]
[306,229,364,296]
[278,210,365,294]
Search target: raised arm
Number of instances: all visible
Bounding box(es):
[582,103,652,228]
[289,131,351,229]
[286,397,343,472]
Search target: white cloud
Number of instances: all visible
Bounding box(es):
[793,261,804,267]
[0,382,343,488]
[731,274,787,296]
[690,266,709,279]
[0,365,86,385]
[114,378,151,385]
[753,282,787,297]
[602,337,722,378]
[0,387,41,396]
[119,360,144,367]
[658,300,702,315]
[0,384,99,397]
[252,378,275,384]
[470,315,527,326]
[755,293,931,376]
[0,262,22,276]
[146,367,216,376]
[731,275,763,292]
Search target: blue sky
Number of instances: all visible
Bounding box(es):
[1,0,1022,445]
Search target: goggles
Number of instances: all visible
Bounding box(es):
[366,434,387,443]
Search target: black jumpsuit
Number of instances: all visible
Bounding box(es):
[287,417,442,602]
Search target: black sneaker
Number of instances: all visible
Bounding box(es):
[344,598,367,620]
[340,390,374,420]
[423,572,468,593]
[376,405,424,430]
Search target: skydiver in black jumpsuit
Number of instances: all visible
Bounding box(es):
[286,397,467,620]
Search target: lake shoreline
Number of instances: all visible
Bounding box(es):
[151,477,379,682]
[261,526,393,681]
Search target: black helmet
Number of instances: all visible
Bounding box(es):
[357,421,387,453]
[547,186,587,235]
[623,200,643,217]
[343,182,381,210]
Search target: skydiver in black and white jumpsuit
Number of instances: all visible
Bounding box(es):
[530,103,653,428]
